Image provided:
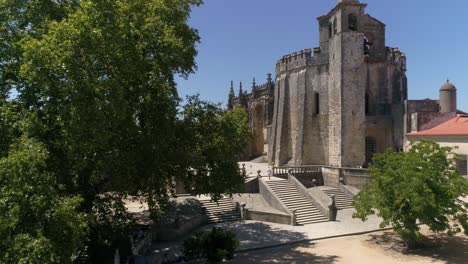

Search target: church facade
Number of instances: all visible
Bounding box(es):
[228,0,408,167]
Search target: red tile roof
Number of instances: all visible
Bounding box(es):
[407,115,468,136]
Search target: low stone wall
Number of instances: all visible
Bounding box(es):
[293,172,324,187]
[322,167,371,190]
[339,183,360,198]
[243,208,292,225]
[342,168,371,190]
[243,177,259,193]
[322,167,341,187]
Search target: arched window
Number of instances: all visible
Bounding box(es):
[365,136,377,162]
[314,92,320,114]
[348,14,357,31]
[328,21,333,38]
[365,93,370,115]
[333,17,338,35]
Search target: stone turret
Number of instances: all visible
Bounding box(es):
[251,77,257,94]
[439,80,457,113]
[227,81,235,110]
[238,82,248,108]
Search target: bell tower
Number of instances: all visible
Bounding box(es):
[327,0,367,167]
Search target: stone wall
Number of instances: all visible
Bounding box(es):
[322,167,341,187]
[322,166,371,190]
[238,0,408,168]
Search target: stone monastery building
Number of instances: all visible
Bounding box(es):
[227,0,463,168]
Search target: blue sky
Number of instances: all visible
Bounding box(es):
[176,0,468,111]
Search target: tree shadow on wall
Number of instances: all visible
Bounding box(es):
[230,241,339,264]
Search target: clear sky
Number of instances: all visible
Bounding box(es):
[176,0,467,111]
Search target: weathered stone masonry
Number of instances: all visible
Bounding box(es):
[229,0,408,167]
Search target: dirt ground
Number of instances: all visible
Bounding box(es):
[232,226,468,264]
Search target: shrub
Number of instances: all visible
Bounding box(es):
[183,227,240,263]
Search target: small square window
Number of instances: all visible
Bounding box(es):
[456,156,467,176]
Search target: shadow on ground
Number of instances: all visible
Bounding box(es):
[207,221,308,250]
[230,242,339,264]
[368,231,468,264]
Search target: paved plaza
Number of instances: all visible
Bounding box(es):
[202,207,383,251]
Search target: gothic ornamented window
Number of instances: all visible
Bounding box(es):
[348,14,357,31]
[365,136,376,162]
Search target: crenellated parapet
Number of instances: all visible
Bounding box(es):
[276,48,329,74]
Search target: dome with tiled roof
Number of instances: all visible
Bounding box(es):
[440,80,456,91]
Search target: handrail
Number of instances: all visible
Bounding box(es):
[273,166,321,176]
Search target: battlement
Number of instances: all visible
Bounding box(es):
[275,48,329,74]
[276,48,312,66]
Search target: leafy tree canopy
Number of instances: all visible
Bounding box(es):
[0,136,87,264]
[19,0,203,206]
[178,97,251,202]
[0,0,251,261]
[353,140,468,248]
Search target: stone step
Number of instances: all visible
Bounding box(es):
[267,181,328,224]
[283,202,314,208]
[297,216,328,222]
[295,211,323,217]
[202,205,235,210]
[321,188,354,210]
[277,195,305,200]
[199,199,241,224]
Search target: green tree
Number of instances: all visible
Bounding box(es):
[353,140,468,249]
[0,137,87,264]
[19,0,202,207]
[178,97,251,201]
[2,0,251,260]
[0,0,79,99]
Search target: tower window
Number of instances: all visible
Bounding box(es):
[333,17,338,35]
[364,36,370,55]
[328,21,333,38]
[348,14,357,31]
[314,92,320,114]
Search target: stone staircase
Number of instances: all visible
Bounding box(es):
[199,198,241,224]
[319,186,354,210]
[266,180,328,225]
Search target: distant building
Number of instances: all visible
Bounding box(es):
[405,83,467,176]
